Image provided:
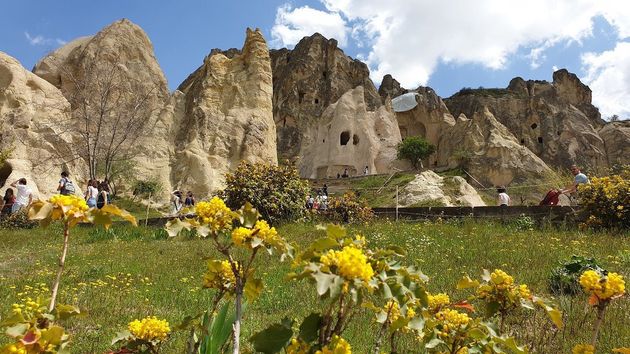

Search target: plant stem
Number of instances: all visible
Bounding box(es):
[233,277,242,354]
[49,222,70,312]
[590,303,607,347]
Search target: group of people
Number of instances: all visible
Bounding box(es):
[58,171,111,209]
[170,190,196,215]
[306,184,328,211]
[496,164,590,206]
[1,178,33,215]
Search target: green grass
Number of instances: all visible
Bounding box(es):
[349,172,416,207]
[0,221,628,353]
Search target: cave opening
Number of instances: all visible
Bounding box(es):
[340,131,350,145]
[352,134,359,145]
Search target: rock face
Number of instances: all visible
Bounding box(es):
[298,87,400,178]
[400,171,486,207]
[270,33,381,161]
[0,52,86,197]
[599,121,630,167]
[445,69,608,170]
[172,28,277,194]
[436,109,553,186]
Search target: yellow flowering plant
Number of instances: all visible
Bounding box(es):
[165,199,292,354]
[457,269,563,331]
[578,269,626,349]
[0,296,80,354]
[579,170,629,229]
[111,316,171,353]
[28,195,137,312]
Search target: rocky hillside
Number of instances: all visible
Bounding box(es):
[1,20,628,200]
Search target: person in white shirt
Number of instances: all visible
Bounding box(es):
[497,186,510,207]
[84,180,99,208]
[10,178,33,213]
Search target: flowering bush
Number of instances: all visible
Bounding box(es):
[579,270,625,305]
[579,171,629,229]
[326,192,373,224]
[548,255,604,295]
[220,162,309,224]
[112,316,171,353]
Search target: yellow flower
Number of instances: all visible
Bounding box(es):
[195,197,237,234]
[435,309,470,330]
[517,284,531,299]
[320,246,374,282]
[427,293,450,310]
[49,194,90,218]
[490,269,513,290]
[287,338,310,354]
[572,344,595,354]
[128,316,170,341]
[231,227,252,247]
[202,260,236,292]
[315,335,352,354]
[579,270,625,301]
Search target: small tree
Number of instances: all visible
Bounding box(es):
[396,136,436,169]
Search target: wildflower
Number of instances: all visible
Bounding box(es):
[315,335,351,354]
[49,194,90,217]
[128,316,171,341]
[195,197,237,234]
[490,269,513,290]
[287,338,310,354]
[320,246,374,282]
[231,227,253,247]
[572,344,595,354]
[579,270,625,301]
[202,260,236,292]
[427,293,450,311]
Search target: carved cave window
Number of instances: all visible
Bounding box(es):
[557,131,561,136]
[340,131,350,146]
[353,134,359,145]
[531,123,538,129]
[314,98,319,104]
[538,137,543,144]
[298,91,305,104]
[323,71,328,79]
[520,139,525,144]
[286,56,291,63]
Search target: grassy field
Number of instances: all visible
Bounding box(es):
[0,220,628,353]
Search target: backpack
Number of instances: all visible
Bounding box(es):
[61,178,76,195]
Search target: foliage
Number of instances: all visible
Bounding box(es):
[220,162,309,224]
[579,170,629,229]
[548,255,603,295]
[111,316,171,353]
[509,214,535,232]
[396,136,436,169]
[0,147,13,166]
[165,197,292,353]
[132,179,163,199]
[0,296,81,354]
[0,210,38,230]
[183,302,236,354]
[326,192,373,223]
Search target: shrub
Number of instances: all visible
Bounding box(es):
[220,162,309,224]
[579,170,629,229]
[510,214,535,231]
[326,191,374,223]
[0,210,38,229]
[548,255,603,295]
[396,136,435,169]
[132,178,163,198]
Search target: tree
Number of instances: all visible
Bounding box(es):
[396,136,436,169]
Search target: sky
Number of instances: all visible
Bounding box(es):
[2,0,630,119]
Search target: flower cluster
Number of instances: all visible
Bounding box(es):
[572,344,595,354]
[10,297,45,319]
[320,245,374,282]
[231,220,283,250]
[476,269,532,306]
[434,309,471,340]
[195,197,237,234]
[579,173,629,229]
[128,316,171,342]
[383,300,416,323]
[202,260,236,292]
[314,335,352,354]
[427,293,450,312]
[579,270,625,302]
[286,338,310,354]
[50,194,90,216]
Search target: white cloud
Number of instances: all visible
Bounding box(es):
[271,4,349,48]
[273,1,630,89]
[24,31,66,47]
[582,41,630,118]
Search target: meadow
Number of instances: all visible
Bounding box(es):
[0,220,628,353]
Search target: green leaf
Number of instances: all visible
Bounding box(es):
[468,327,486,340]
[311,237,339,251]
[325,224,346,239]
[250,323,293,354]
[313,272,336,296]
[485,301,500,318]
[425,338,443,349]
[41,325,65,345]
[386,245,407,256]
[546,308,563,329]
[244,278,264,301]
[98,204,138,226]
[28,201,54,221]
[112,330,132,345]
[408,316,425,331]
[165,218,191,237]
[55,304,81,320]
[239,202,260,228]
[298,313,321,343]
[5,323,28,337]
[457,276,480,289]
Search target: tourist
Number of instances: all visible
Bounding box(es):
[171,190,183,215]
[306,195,314,210]
[10,178,32,213]
[364,166,369,175]
[320,193,328,211]
[184,191,195,207]
[497,186,510,206]
[0,188,15,216]
[342,168,349,178]
[322,184,328,196]
[57,171,76,195]
[561,165,589,195]
[85,180,99,208]
[97,181,110,209]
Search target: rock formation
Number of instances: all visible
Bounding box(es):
[445,69,608,170]
[0,52,86,197]
[270,33,381,161]
[298,86,400,178]
[399,170,486,207]
[436,109,553,187]
[599,121,630,167]
[172,28,277,194]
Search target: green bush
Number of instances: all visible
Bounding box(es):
[326,191,374,223]
[219,162,309,224]
[396,136,435,169]
[548,255,603,295]
[579,169,629,229]
[0,210,38,229]
[510,214,535,231]
[132,179,162,198]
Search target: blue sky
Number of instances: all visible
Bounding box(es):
[2,0,630,118]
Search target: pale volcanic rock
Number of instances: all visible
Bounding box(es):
[445,69,608,170]
[436,109,553,187]
[0,52,87,197]
[298,86,400,178]
[599,121,630,167]
[400,170,486,207]
[270,33,381,162]
[172,28,277,195]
